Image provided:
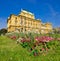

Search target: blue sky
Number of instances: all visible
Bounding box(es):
[0,0,60,29]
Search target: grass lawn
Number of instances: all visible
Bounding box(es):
[0,36,60,61]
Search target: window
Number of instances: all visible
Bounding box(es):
[24,17,26,25]
[20,28,23,32]
[9,20,11,24]
[23,18,25,25]
[20,17,23,25]
[15,17,17,24]
[25,28,26,31]
[15,20,17,23]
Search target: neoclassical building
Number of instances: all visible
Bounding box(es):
[7,9,53,34]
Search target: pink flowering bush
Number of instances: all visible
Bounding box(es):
[10,35,16,40]
[21,37,31,43]
[19,37,31,48]
[18,35,55,56]
[33,36,55,54]
[10,34,54,56]
[35,36,54,43]
[11,32,59,56]
[19,35,54,56]
[6,33,60,56]
[57,38,60,41]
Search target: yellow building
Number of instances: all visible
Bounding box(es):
[7,9,52,34]
[41,23,52,34]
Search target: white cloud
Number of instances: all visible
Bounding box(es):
[0,17,7,29]
[47,4,59,17]
[42,3,60,27]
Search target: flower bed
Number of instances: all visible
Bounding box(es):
[16,33,56,56]
[6,33,60,56]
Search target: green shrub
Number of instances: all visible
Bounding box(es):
[0,28,7,35]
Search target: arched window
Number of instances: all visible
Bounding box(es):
[20,17,23,25]
[15,17,17,24]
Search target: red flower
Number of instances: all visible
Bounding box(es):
[26,38,31,42]
[34,41,39,46]
[21,37,26,43]
[42,48,45,51]
[57,38,60,41]
[10,36,16,39]
[46,48,48,51]
[34,52,37,56]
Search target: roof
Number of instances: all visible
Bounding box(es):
[21,9,34,15]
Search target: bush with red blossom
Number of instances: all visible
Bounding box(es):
[34,36,55,53]
[20,37,31,43]
[6,33,60,56]
[19,37,31,48]
[35,36,54,43]
[16,33,57,56]
[57,38,60,41]
[19,35,55,56]
[10,35,16,40]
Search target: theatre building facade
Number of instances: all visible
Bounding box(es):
[7,9,53,34]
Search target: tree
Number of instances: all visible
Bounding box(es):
[0,28,7,35]
[53,27,60,34]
